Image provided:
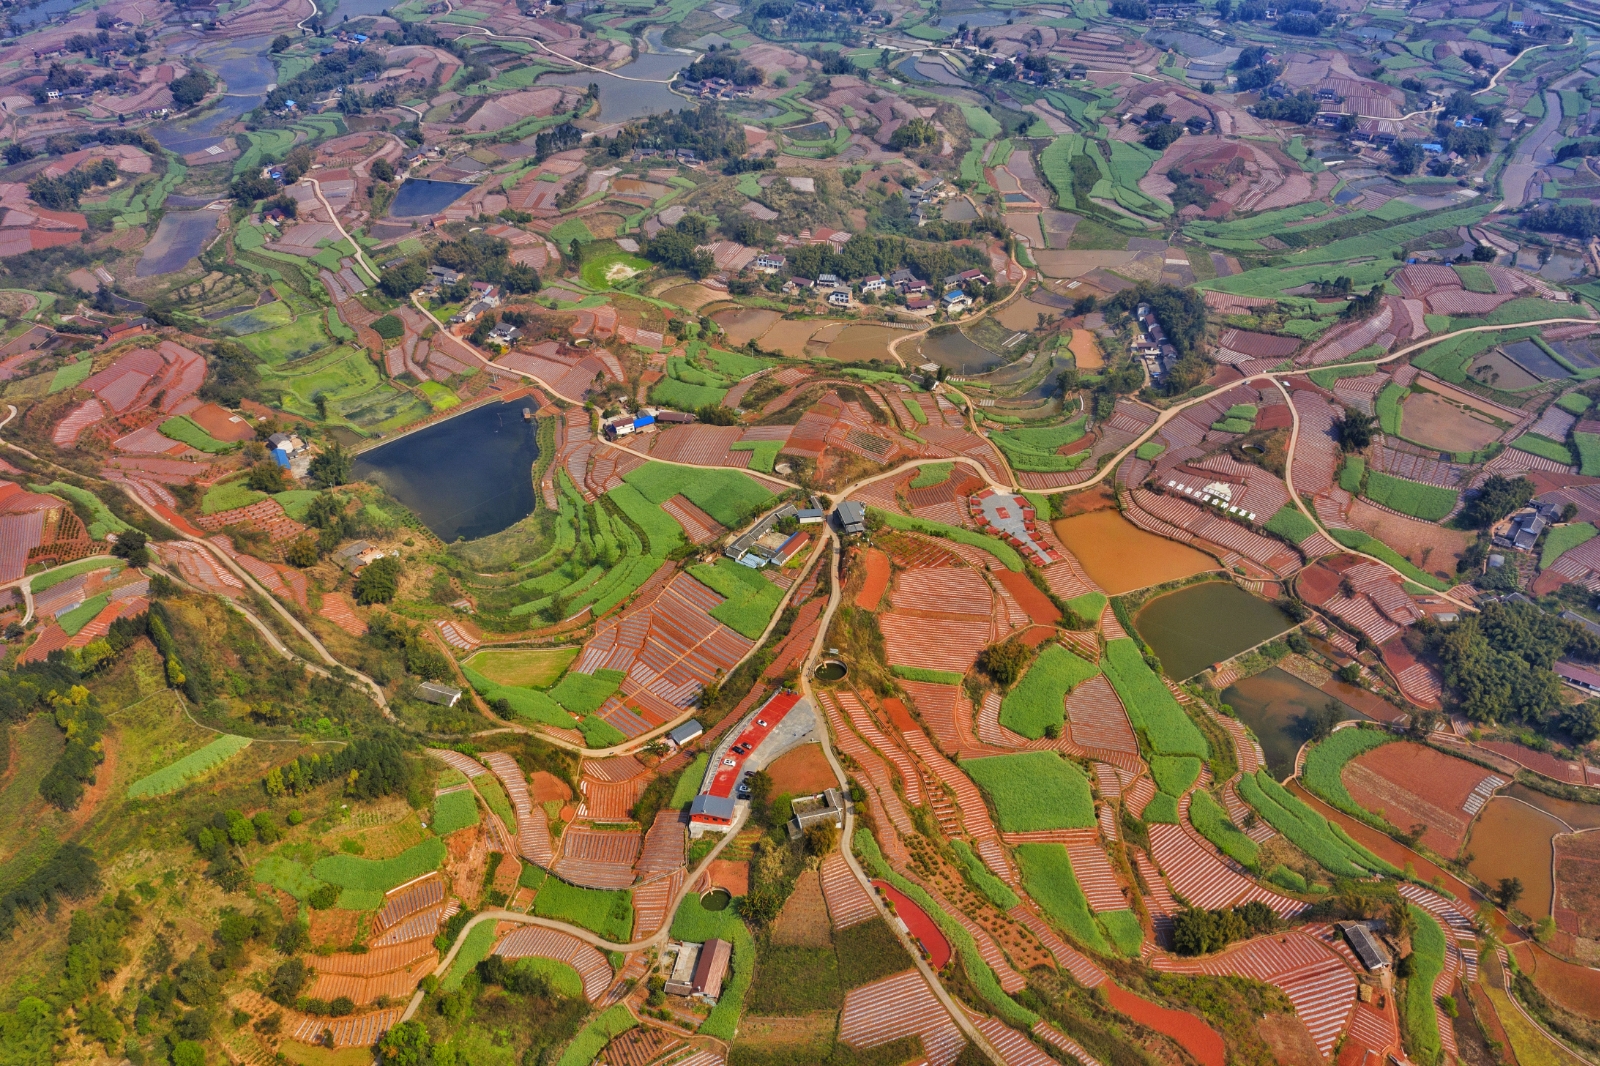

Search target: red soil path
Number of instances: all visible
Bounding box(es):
[1104,985,1225,1066]
[994,569,1062,625]
[872,879,951,969]
[856,548,890,609]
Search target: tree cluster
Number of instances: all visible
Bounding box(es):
[1425,599,1600,731]
[262,735,419,802]
[262,49,384,114]
[1520,203,1600,239]
[606,103,746,162]
[170,69,211,109]
[39,685,106,811]
[28,157,118,210]
[889,117,937,150]
[1172,900,1281,955]
[684,53,762,86]
[1251,91,1318,123]
[1461,473,1533,528]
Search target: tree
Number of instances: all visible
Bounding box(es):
[270,34,291,52]
[1333,408,1375,451]
[1305,701,1343,741]
[247,461,288,493]
[1473,243,1497,262]
[978,640,1031,686]
[354,556,402,605]
[284,536,318,568]
[172,1041,207,1066]
[376,1020,434,1066]
[1461,474,1534,528]
[309,442,352,487]
[378,258,427,298]
[111,528,149,567]
[170,70,212,109]
[696,403,738,425]
[370,157,395,182]
[1496,876,1524,909]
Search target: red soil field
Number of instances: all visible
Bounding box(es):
[530,770,572,804]
[764,744,836,795]
[1342,741,1489,855]
[187,402,257,442]
[710,859,749,895]
[872,879,951,969]
[881,697,916,732]
[1104,985,1225,1066]
[994,569,1062,625]
[856,548,890,609]
[1512,942,1600,1015]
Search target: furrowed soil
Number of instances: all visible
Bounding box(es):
[1342,741,1489,855]
[1345,498,1469,577]
[1397,393,1503,452]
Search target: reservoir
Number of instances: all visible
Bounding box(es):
[136,211,220,276]
[917,327,1000,373]
[540,52,692,125]
[353,400,539,542]
[1221,668,1367,779]
[389,179,477,219]
[1052,509,1214,595]
[1468,795,1563,918]
[1134,581,1294,681]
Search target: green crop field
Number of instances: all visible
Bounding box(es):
[464,647,579,688]
[1340,456,1366,494]
[442,921,498,993]
[1327,529,1450,591]
[1238,770,1396,877]
[1575,432,1600,476]
[1453,263,1496,293]
[1265,505,1318,545]
[549,668,624,715]
[890,664,965,684]
[1015,843,1109,953]
[1302,727,1395,822]
[1136,441,1166,460]
[158,416,234,454]
[1403,905,1446,1066]
[1376,383,1406,436]
[961,104,1002,138]
[1102,639,1208,757]
[869,509,1024,571]
[32,482,130,540]
[915,457,947,486]
[556,1004,636,1066]
[581,251,653,290]
[960,751,1095,832]
[47,359,94,394]
[273,490,319,520]
[607,483,687,555]
[622,462,774,529]
[548,218,594,246]
[462,666,578,728]
[1558,391,1592,415]
[670,753,709,808]
[253,855,326,901]
[31,558,120,593]
[1512,433,1574,465]
[1065,592,1106,624]
[127,735,253,799]
[431,789,480,835]
[999,644,1100,739]
[1151,755,1201,796]
[534,876,633,942]
[690,558,785,639]
[989,417,1088,471]
[237,313,335,365]
[59,595,108,637]
[1363,472,1459,521]
[200,480,266,515]
[1543,522,1598,567]
[1188,788,1258,869]
[729,439,781,473]
[1099,909,1142,956]
[312,837,446,892]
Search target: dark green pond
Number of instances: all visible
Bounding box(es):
[1221,668,1368,779]
[1134,581,1293,681]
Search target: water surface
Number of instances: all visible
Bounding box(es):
[389,179,476,218]
[541,52,692,124]
[1468,795,1562,918]
[1135,582,1293,680]
[1221,668,1367,779]
[354,400,539,542]
[1052,509,1214,595]
[918,328,1000,373]
[136,211,220,276]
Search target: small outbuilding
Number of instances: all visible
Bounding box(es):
[416,681,462,707]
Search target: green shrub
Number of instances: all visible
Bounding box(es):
[960,751,1095,832]
[372,315,405,340]
[999,645,1100,739]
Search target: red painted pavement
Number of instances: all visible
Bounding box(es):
[872,879,951,970]
[708,692,801,798]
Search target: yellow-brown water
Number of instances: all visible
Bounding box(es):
[1468,795,1563,918]
[713,307,780,345]
[1052,510,1215,595]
